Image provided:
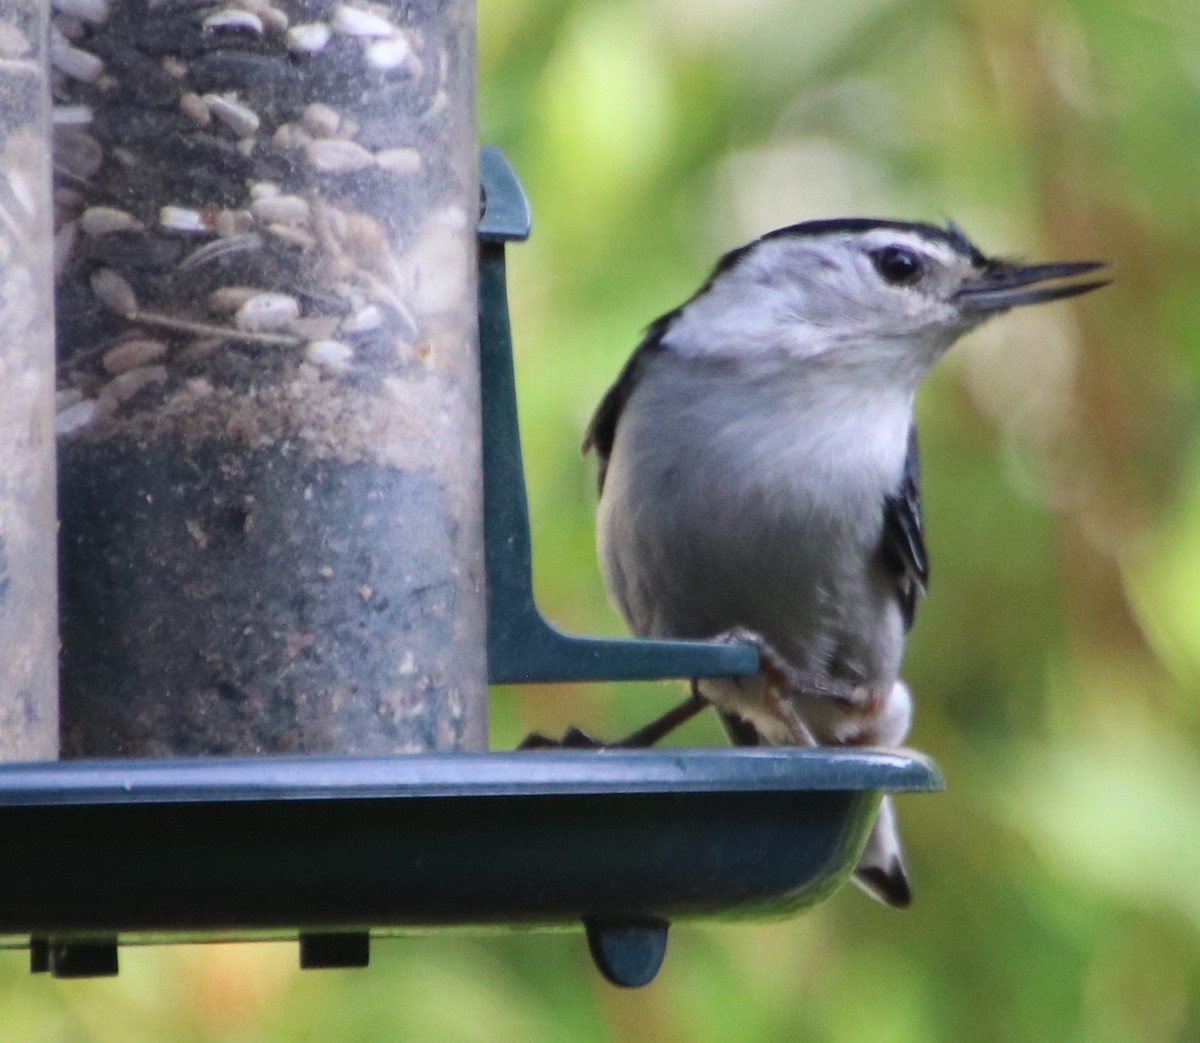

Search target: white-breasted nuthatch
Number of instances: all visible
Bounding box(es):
[584,218,1106,907]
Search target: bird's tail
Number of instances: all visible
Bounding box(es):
[852,794,911,908]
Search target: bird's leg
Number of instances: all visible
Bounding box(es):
[518,682,709,751]
[517,628,869,751]
[611,682,707,748]
[760,679,818,747]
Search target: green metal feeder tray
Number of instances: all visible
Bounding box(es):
[0,746,939,986]
[0,149,941,988]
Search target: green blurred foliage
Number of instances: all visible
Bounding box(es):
[6,0,1200,1038]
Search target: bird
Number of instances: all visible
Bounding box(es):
[581,218,1107,907]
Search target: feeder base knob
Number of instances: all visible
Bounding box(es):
[584,917,669,988]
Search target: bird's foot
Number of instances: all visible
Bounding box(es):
[518,688,709,751]
[715,626,870,711]
[518,726,606,750]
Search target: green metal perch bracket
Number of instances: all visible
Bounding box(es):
[478,146,759,685]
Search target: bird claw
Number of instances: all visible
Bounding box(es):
[518,690,710,751]
[518,727,607,750]
[715,626,868,710]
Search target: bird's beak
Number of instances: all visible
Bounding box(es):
[954,259,1109,315]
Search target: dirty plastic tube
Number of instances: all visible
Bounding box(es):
[53,0,485,756]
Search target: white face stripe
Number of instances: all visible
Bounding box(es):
[853,228,966,269]
[733,227,976,300]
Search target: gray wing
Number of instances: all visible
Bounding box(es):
[581,311,676,493]
[879,426,928,631]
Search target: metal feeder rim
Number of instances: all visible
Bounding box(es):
[0,747,942,808]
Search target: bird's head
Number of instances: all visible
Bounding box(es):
[662,218,1107,390]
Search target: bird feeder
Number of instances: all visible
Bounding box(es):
[0,0,940,987]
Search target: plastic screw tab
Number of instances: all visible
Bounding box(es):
[585,917,669,988]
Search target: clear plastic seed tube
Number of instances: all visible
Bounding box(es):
[53,0,485,755]
[0,0,59,759]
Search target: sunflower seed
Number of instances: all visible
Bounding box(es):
[80,205,143,235]
[180,92,211,126]
[55,398,99,436]
[301,103,341,138]
[292,315,342,340]
[52,200,78,235]
[51,40,105,83]
[235,292,300,332]
[261,6,289,32]
[103,338,168,375]
[51,0,110,27]
[56,388,84,413]
[341,213,389,264]
[53,129,103,180]
[305,139,374,173]
[177,340,221,366]
[52,104,93,126]
[54,14,86,41]
[205,94,260,137]
[250,194,309,225]
[305,339,354,372]
[213,209,257,236]
[266,223,317,248]
[286,22,330,53]
[365,35,411,72]
[375,147,421,175]
[331,5,395,38]
[209,286,261,312]
[341,304,382,333]
[99,364,168,405]
[53,220,79,282]
[90,268,138,316]
[202,9,263,34]
[160,206,212,233]
[111,147,139,170]
[55,187,86,213]
[221,0,287,32]
[272,122,312,149]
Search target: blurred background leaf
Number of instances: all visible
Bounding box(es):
[6,0,1200,1038]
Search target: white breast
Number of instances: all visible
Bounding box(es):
[597,348,913,688]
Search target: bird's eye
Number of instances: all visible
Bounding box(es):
[871,246,923,286]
